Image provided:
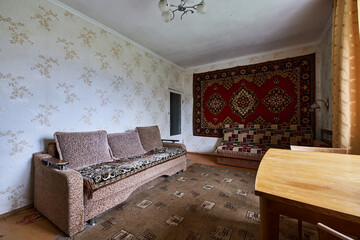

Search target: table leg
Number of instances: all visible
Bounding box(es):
[298,220,302,240]
[260,197,279,240]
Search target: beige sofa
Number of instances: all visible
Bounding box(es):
[33,126,187,236]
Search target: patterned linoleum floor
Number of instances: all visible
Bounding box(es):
[0,153,253,240]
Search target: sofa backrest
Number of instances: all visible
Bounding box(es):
[136,125,163,152]
[54,130,112,169]
[222,124,313,149]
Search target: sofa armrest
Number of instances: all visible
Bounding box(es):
[313,140,330,147]
[162,142,186,150]
[47,142,59,158]
[33,152,84,236]
[42,157,69,170]
[161,139,179,143]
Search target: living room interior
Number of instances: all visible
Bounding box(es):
[1,0,359,239]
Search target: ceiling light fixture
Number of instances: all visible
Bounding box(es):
[158,0,207,22]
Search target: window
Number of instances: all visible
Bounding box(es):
[170,92,181,136]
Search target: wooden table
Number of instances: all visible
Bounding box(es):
[255,149,360,239]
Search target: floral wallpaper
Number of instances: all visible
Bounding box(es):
[183,43,331,153]
[319,22,332,131]
[0,0,183,214]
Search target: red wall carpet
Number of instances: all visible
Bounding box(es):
[193,53,315,137]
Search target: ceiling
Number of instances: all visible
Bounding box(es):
[56,0,333,69]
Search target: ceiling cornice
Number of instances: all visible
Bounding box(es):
[188,41,320,72]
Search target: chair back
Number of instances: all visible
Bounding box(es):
[317,223,353,240]
[290,146,348,154]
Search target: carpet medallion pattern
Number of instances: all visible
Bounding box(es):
[53,164,318,240]
[193,54,315,137]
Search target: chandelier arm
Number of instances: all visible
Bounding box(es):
[170,9,176,21]
[183,6,197,10]
[180,11,186,20]
[169,2,198,9]
[180,9,194,20]
[188,1,202,9]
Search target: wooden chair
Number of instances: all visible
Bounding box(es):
[290,146,348,240]
[317,223,354,240]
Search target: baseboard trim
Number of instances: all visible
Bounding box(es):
[0,204,34,218]
[187,152,216,157]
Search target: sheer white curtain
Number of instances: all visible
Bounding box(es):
[332,0,360,154]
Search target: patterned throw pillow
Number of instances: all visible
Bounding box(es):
[108,130,146,159]
[136,125,163,152]
[54,130,112,169]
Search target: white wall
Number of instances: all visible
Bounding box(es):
[0,0,184,214]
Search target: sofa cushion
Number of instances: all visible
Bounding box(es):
[136,125,163,152]
[108,130,146,159]
[78,147,187,198]
[54,130,112,169]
